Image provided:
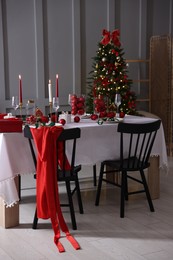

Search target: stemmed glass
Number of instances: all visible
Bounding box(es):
[68,94,73,107]
[114,93,121,118]
[53,97,60,122]
[93,97,100,119]
[12,96,19,116]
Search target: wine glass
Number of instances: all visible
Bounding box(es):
[68,94,72,106]
[53,97,60,122]
[26,100,35,116]
[12,96,19,116]
[114,93,121,118]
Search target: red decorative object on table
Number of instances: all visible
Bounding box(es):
[0,118,23,132]
[59,118,66,125]
[74,116,80,123]
[69,94,85,116]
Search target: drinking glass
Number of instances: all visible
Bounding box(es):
[26,100,35,116]
[114,93,121,118]
[68,94,73,106]
[53,97,60,122]
[12,96,19,116]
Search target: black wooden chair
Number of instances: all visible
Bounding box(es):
[24,125,84,230]
[95,120,161,218]
[93,164,97,186]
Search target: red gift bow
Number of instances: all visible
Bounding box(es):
[100,29,121,47]
[31,126,80,253]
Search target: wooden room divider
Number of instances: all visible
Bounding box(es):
[150,35,173,156]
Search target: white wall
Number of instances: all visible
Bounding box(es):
[0,0,172,114]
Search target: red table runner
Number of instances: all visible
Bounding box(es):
[31,126,80,253]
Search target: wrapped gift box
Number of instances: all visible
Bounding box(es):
[59,113,71,124]
[0,119,23,133]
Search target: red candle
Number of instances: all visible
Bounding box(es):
[56,74,59,97]
[19,75,22,104]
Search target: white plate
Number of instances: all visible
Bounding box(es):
[81,114,91,119]
[105,118,124,124]
[3,116,16,119]
[55,123,63,126]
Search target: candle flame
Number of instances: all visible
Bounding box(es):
[49,79,51,84]
[56,74,59,79]
[19,75,21,79]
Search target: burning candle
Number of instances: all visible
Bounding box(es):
[56,74,59,97]
[48,79,52,102]
[19,75,22,104]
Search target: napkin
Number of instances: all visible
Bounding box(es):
[31,126,80,252]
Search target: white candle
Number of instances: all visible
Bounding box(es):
[19,74,22,104]
[56,74,59,97]
[48,79,52,102]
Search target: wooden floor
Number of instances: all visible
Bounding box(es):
[0,158,173,260]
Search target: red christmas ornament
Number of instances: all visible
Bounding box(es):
[59,119,66,125]
[119,111,125,118]
[91,114,98,120]
[74,116,80,123]
[40,116,49,124]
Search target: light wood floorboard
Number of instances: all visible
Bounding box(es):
[0,158,173,259]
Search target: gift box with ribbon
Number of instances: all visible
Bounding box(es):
[59,113,71,124]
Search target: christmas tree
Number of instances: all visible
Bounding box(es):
[86,29,137,117]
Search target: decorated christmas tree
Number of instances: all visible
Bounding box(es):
[86,29,137,117]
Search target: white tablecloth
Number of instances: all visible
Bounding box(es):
[0,133,35,206]
[64,115,168,169]
[0,115,168,206]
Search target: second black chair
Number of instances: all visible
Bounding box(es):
[95,120,161,218]
[24,125,84,230]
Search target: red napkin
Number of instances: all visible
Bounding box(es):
[30,126,80,253]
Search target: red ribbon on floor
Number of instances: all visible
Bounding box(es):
[30,126,80,253]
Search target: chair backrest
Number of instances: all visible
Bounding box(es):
[57,128,81,176]
[24,125,37,168]
[24,125,81,175]
[117,120,161,170]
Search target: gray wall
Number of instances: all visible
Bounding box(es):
[0,0,172,114]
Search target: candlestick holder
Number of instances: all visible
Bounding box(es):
[49,102,52,115]
[19,103,23,118]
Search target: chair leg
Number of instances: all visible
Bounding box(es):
[95,163,104,206]
[18,175,21,201]
[93,164,97,186]
[32,208,38,229]
[124,173,128,201]
[120,171,126,218]
[140,170,154,212]
[75,178,84,214]
[66,181,77,230]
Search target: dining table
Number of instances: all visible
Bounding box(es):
[0,114,168,228]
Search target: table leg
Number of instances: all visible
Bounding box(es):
[148,156,160,199]
[106,166,121,184]
[0,176,19,228]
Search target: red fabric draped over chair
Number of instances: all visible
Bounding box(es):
[31,126,80,253]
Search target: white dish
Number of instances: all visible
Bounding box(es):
[81,114,91,119]
[55,123,63,126]
[3,115,16,119]
[105,118,124,124]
